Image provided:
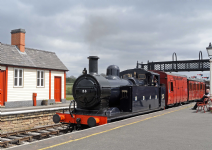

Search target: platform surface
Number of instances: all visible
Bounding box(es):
[7,103,212,150]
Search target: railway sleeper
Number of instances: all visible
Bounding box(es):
[7,136,23,145]
[0,141,9,148]
[0,137,21,145]
[46,129,60,135]
[16,135,33,142]
[57,127,68,131]
[26,132,42,140]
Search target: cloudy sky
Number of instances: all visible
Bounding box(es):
[0,0,211,78]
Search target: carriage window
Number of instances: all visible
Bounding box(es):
[138,74,146,79]
[171,82,174,91]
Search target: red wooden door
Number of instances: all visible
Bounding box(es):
[0,71,5,106]
[54,77,61,103]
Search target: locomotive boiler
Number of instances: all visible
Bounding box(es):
[53,56,166,129]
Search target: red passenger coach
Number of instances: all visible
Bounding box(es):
[151,71,188,106]
[187,79,205,101]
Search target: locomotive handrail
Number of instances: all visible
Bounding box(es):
[69,100,76,118]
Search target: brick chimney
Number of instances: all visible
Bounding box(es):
[11,29,26,52]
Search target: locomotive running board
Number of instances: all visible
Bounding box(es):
[107,108,161,122]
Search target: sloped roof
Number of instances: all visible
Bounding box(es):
[0,43,68,71]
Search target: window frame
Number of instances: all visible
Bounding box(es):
[14,68,24,87]
[37,70,45,87]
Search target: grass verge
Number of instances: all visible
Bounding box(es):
[66,95,74,100]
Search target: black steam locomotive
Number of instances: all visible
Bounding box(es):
[53,56,166,128]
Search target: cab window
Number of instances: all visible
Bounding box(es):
[123,74,132,78]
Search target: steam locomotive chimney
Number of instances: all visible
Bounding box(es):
[88,56,99,75]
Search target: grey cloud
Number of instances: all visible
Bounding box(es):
[0,0,211,78]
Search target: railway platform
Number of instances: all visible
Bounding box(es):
[6,103,212,150]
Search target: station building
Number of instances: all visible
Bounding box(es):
[0,29,68,108]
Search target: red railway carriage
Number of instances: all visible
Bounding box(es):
[187,78,205,101]
[151,71,187,106]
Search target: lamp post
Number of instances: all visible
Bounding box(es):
[206,43,212,107]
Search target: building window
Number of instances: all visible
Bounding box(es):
[14,68,23,87]
[37,70,44,87]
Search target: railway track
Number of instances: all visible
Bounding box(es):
[0,123,70,148]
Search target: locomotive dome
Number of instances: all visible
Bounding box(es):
[106,65,120,76]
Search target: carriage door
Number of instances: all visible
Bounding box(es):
[0,71,5,106]
[54,77,61,103]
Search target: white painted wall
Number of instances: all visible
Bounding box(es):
[7,67,49,101]
[51,71,64,100]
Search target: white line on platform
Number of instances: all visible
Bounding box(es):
[1,107,69,115]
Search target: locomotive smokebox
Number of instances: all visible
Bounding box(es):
[88,56,99,75]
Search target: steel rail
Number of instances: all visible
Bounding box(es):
[0,123,68,148]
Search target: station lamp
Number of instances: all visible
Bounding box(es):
[206,43,212,58]
[206,43,212,104]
